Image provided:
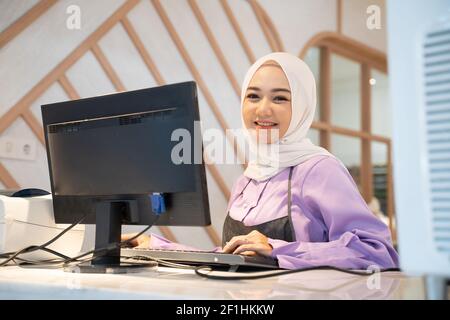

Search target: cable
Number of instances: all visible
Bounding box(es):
[0,213,88,267]
[2,248,79,269]
[0,207,165,270]
[194,265,402,280]
[1,210,160,269]
[122,255,197,270]
[62,222,157,268]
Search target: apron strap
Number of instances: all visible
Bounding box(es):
[287,166,296,242]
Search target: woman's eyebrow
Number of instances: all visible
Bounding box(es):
[271,88,291,93]
[246,86,291,93]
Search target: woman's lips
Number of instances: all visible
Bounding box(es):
[254,121,278,129]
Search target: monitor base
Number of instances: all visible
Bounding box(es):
[64,260,158,274]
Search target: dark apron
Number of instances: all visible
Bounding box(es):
[222,167,296,247]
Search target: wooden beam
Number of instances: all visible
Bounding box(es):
[205,158,231,201]
[386,141,396,243]
[310,121,329,131]
[299,32,387,73]
[0,0,57,49]
[21,110,45,146]
[331,126,389,143]
[157,226,177,243]
[219,0,255,64]
[91,44,126,92]
[361,142,373,203]
[361,63,373,203]
[361,65,372,134]
[58,74,80,100]
[188,0,241,97]
[205,226,221,247]
[0,163,20,189]
[311,121,390,143]
[337,0,342,34]
[325,42,387,73]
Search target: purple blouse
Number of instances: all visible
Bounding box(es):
[150,155,399,270]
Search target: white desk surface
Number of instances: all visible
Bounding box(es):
[0,265,427,300]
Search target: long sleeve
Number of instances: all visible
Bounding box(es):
[268,157,399,270]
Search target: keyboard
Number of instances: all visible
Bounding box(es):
[121,248,279,270]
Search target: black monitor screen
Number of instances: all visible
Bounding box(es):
[41,81,210,227]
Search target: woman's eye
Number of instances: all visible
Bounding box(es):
[273,96,289,102]
[246,93,259,100]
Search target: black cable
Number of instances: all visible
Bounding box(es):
[0,243,69,260]
[12,246,71,262]
[0,213,88,267]
[3,248,76,269]
[194,265,402,280]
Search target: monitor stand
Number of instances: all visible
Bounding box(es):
[64,200,157,274]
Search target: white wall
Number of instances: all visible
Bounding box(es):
[0,0,388,250]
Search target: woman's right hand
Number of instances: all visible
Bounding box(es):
[121,233,151,248]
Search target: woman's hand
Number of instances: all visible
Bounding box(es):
[221,230,273,257]
[121,233,151,248]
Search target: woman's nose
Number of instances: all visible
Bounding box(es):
[255,98,272,117]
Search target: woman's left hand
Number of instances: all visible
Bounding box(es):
[222,230,273,257]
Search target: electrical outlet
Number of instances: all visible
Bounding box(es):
[0,137,36,161]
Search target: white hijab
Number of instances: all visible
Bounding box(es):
[241,52,335,181]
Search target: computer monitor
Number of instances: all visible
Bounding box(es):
[387,0,450,299]
[41,81,210,271]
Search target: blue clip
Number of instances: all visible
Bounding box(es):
[150,192,166,215]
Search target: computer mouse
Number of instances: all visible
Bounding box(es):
[11,188,50,197]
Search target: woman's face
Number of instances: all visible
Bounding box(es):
[242,61,292,144]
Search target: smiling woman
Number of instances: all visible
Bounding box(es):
[123,52,399,271]
[242,60,292,144]
[240,53,332,182]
